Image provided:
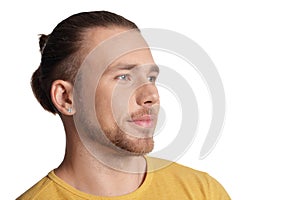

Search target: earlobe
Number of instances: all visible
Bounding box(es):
[50,80,76,115]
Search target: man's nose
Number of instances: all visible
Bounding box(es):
[135,83,159,107]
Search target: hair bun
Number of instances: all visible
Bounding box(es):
[39,34,49,53]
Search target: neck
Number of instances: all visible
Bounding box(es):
[55,119,147,197]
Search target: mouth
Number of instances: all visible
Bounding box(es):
[128,115,155,128]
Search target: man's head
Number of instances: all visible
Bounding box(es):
[31,11,160,156]
[32,11,139,114]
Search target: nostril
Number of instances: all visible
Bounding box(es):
[136,85,159,106]
[144,100,152,105]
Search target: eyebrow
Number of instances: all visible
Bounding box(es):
[116,64,137,70]
[149,65,160,73]
[109,63,160,73]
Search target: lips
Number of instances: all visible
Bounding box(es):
[129,114,155,128]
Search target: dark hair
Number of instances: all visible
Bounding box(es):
[31,11,138,114]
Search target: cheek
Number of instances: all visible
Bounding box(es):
[111,87,135,115]
[95,83,114,118]
[95,82,133,124]
[127,95,137,113]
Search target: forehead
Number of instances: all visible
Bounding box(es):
[82,27,155,70]
[108,49,155,69]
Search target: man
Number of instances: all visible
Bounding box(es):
[18,11,230,199]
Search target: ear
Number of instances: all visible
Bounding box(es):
[50,80,76,115]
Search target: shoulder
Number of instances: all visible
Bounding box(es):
[16,171,62,200]
[17,175,52,200]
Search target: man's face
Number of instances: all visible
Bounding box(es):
[96,49,160,155]
[75,27,160,155]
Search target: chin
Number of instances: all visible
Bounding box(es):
[100,121,155,155]
[129,138,154,155]
[111,136,154,155]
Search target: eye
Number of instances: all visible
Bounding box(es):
[116,74,131,81]
[148,76,157,82]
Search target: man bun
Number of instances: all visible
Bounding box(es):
[38,34,49,53]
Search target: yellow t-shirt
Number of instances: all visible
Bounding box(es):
[17,157,230,200]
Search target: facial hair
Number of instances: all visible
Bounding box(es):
[75,108,156,156]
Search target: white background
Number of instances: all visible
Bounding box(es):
[1,0,300,199]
